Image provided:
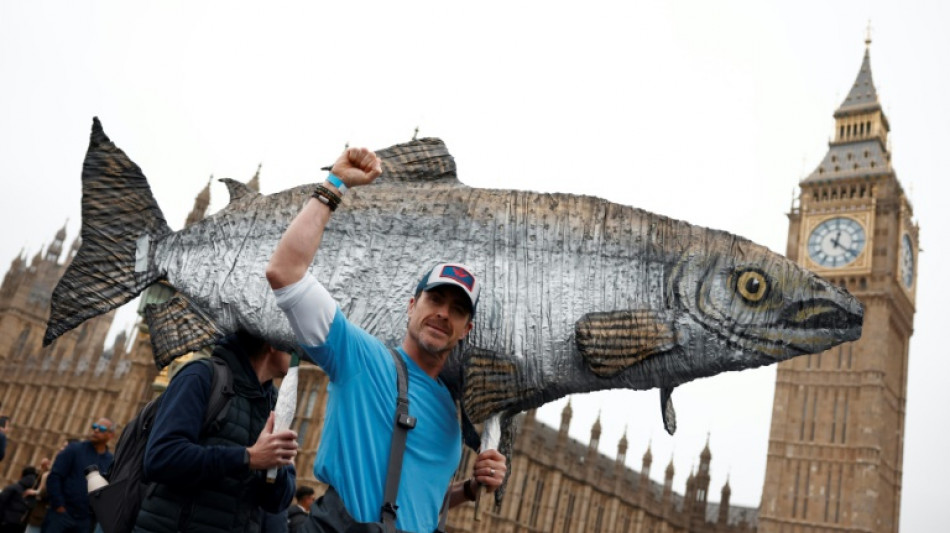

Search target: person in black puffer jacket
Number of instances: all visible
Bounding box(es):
[133,331,298,533]
[0,466,38,533]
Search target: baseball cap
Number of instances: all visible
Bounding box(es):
[415,262,480,316]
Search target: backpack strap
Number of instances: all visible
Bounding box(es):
[435,486,452,532]
[199,357,234,434]
[380,347,414,533]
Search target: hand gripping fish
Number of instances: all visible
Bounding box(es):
[45,119,862,500]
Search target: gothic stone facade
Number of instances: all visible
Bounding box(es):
[758,42,917,533]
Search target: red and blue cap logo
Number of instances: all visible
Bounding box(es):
[416,262,480,315]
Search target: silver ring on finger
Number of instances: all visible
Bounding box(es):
[490,468,495,477]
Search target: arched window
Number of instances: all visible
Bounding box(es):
[14,326,32,357]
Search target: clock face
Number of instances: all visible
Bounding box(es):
[900,233,915,287]
[807,217,867,268]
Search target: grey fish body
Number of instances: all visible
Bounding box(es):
[46,119,863,444]
[154,158,862,428]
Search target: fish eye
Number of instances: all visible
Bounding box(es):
[735,269,769,303]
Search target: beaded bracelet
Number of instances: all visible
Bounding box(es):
[326,172,348,195]
[312,184,342,211]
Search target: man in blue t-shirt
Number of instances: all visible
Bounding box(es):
[267,147,506,532]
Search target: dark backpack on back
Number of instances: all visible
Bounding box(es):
[89,356,234,533]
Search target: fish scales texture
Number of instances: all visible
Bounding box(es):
[46,119,863,439]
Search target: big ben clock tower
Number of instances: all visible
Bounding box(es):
[759,37,918,533]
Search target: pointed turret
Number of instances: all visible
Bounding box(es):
[586,411,602,464]
[639,441,653,490]
[184,176,213,227]
[558,399,573,440]
[693,436,712,517]
[46,222,68,262]
[616,428,628,462]
[10,249,25,270]
[589,411,602,447]
[662,455,675,504]
[718,476,732,525]
[247,164,262,193]
[804,38,892,183]
[836,41,880,115]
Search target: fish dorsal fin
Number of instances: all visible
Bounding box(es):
[323,137,459,185]
[219,178,260,204]
[143,292,223,368]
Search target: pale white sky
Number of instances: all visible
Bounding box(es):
[2,1,947,529]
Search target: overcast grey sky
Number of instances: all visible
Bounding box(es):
[2,1,947,529]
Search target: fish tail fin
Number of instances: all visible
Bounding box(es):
[44,117,171,346]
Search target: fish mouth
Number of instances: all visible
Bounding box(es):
[778,297,864,344]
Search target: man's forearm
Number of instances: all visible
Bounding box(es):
[267,147,381,289]
[448,478,479,509]
[266,198,332,290]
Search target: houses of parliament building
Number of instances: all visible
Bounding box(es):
[0,41,916,533]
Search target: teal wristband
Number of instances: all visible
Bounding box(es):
[326,173,347,195]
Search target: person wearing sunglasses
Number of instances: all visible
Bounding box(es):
[43,418,114,533]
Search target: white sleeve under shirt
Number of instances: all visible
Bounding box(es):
[272,273,337,347]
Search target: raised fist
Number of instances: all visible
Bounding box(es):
[330,147,382,188]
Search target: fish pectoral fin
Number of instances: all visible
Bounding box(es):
[660,386,677,435]
[143,292,223,369]
[575,310,678,377]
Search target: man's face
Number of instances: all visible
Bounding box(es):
[301,493,316,509]
[267,347,292,379]
[406,285,474,358]
[89,418,114,444]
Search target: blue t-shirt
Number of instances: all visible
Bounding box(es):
[301,309,461,532]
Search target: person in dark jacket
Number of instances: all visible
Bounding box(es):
[0,466,38,533]
[0,416,9,464]
[22,456,51,533]
[132,331,298,533]
[43,419,114,533]
[286,486,314,533]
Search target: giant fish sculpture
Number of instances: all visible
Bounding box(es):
[45,118,862,496]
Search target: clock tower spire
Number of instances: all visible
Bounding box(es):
[759,38,918,533]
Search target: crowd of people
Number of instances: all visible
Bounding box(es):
[0,145,506,533]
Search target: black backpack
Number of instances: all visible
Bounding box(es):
[89,357,234,533]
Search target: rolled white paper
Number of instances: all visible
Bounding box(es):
[266,364,299,482]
